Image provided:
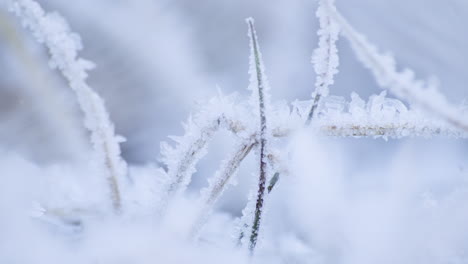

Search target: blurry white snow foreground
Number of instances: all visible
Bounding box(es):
[6,0,468,262]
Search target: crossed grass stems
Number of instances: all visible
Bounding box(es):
[9,0,468,256]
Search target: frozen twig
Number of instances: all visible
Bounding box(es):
[9,0,126,212]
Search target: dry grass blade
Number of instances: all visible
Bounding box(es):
[246,18,269,254]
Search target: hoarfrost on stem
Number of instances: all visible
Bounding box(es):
[307,0,340,124]
[157,94,252,214]
[8,0,127,212]
[246,17,273,254]
[326,0,468,132]
[314,92,468,139]
[190,137,256,240]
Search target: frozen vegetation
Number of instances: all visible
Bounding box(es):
[1,0,468,263]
